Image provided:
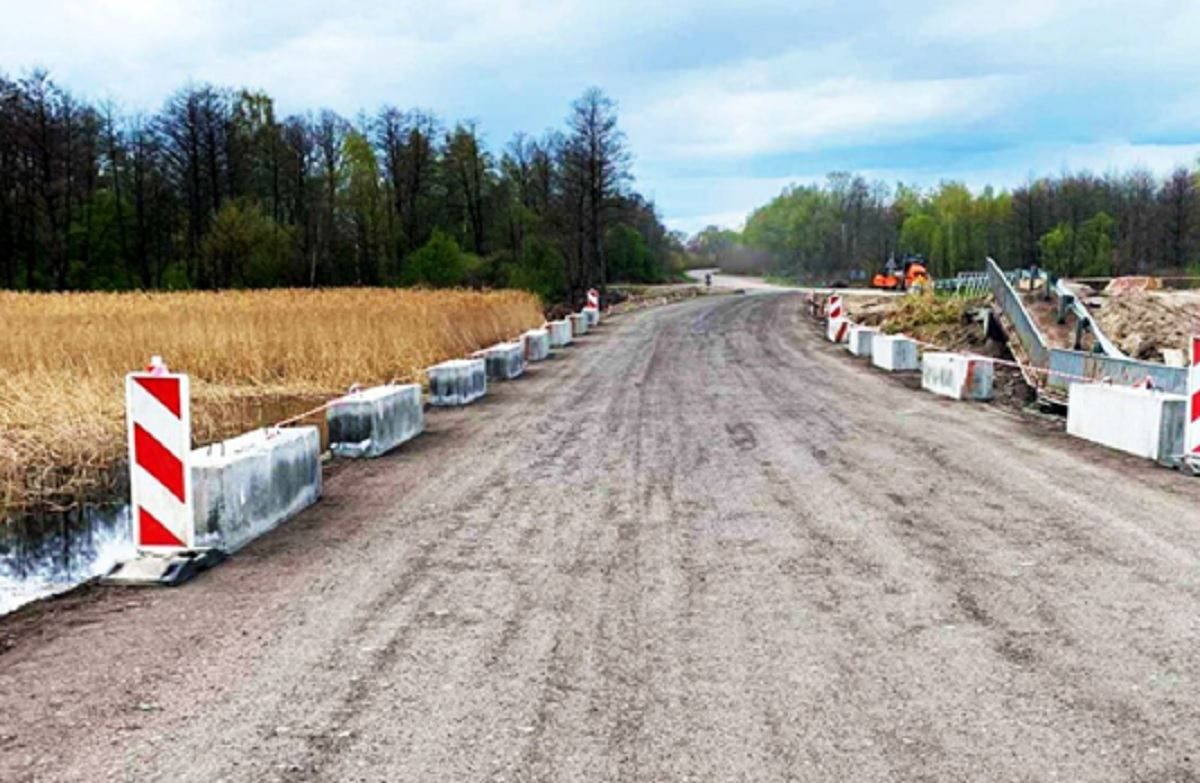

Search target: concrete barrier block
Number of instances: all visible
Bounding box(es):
[826,317,850,344]
[583,306,600,327]
[327,384,424,459]
[1067,384,1186,462]
[569,312,589,336]
[522,328,550,362]
[921,353,994,401]
[427,358,487,406]
[872,334,920,372]
[191,426,321,552]
[547,319,573,348]
[847,325,877,357]
[483,342,526,380]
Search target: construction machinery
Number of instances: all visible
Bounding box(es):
[873,254,931,292]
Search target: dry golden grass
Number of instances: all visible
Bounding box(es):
[1,287,543,517]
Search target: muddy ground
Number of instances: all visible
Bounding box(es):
[3,293,1200,782]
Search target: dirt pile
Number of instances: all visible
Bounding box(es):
[1093,291,1200,362]
[848,293,1005,357]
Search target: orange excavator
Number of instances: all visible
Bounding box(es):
[872,254,931,291]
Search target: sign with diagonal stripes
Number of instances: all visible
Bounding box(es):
[1189,335,1200,457]
[125,369,193,551]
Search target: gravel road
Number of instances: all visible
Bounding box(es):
[3,293,1200,782]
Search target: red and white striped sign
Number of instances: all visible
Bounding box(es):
[587,288,600,309]
[126,361,193,551]
[1188,335,1200,456]
[828,294,844,321]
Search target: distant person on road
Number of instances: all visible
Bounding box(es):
[705,272,712,288]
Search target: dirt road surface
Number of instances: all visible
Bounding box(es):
[3,293,1200,782]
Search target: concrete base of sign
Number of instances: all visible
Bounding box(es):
[327,384,424,459]
[1067,384,1187,462]
[483,342,526,380]
[102,547,226,587]
[826,317,850,343]
[583,306,600,327]
[547,319,573,348]
[847,325,877,357]
[191,426,322,552]
[922,353,994,401]
[427,358,487,406]
[569,312,589,337]
[872,334,920,372]
[523,328,550,362]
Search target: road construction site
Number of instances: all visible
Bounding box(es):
[3,291,1200,782]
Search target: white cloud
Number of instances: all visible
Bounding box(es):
[627,71,1024,160]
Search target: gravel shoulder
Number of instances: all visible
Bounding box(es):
[3,293,1200,782]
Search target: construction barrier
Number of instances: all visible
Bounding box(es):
[1067,383,1187,462]
[427,358,487,406]
[192,427,322,552]
[847,325,877,357]
[871,334,920,372]
[482,342,527,380]
[826,317,850,344]
[327,384,424,459]
[587,288,600,309]
[125,358,194,552]
[922,353,994,401]
[522,328,551,362]
[583,306,600,328]
[547,319,573,348]
[1190,336,1200,458]
[827,294,844,321]
[570,312,589,337]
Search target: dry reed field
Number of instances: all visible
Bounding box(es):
[0,287,544,518]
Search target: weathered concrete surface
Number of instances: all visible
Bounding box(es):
[522,328,550,362]
[426,358,486,406]
[481,342,526,381]
[583,306,600,328]
[1066,383,1186,461]
[5,294,1200,783]
[569,312,588,337]
[327,384,424,459]
[547,319,573,348]
[191,426,322,552]
[922,353,995,401]
[847,324,877,357]
[872,333,920,372]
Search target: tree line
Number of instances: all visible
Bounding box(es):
[0,72,686,304]
[692,168,1200,280]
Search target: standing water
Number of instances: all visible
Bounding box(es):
[0,505,133,616]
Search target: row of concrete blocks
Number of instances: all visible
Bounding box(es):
[829,318,994,401]
[832,317,1186,464]
[190,313,597,552]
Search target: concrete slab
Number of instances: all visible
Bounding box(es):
[872,334,920,372]
[547,319,573,348]
[522,328,550,362]
[569,312,588,337]
[1067,383,1187,462]
[922,353,995,401]
[327,384,424,459]
[191,426,322,552]
[483,342,526,380]
[427,358,487,406]
[847,325,877,357]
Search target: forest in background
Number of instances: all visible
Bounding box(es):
[0,72,687,305]
[691,168,1200,282]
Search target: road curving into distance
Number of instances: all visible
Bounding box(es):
[2,293,1200,782]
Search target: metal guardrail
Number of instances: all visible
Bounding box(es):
[935,272,991,297]
[1046,349,1188,396]
[986,257,1050,371]
[1052,279,1125,358]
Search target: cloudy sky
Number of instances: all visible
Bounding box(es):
[4,0,1200,233]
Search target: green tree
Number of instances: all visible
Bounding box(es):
[402,229,467,287]
[507,236,566,301]
[199,199,294,288]
[1038,223,1075,275]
